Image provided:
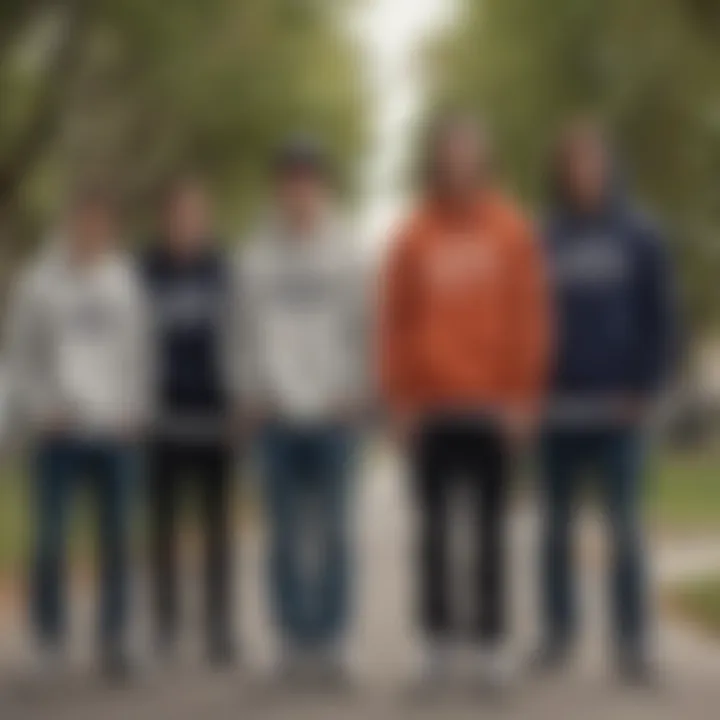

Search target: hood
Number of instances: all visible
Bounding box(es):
[547,148,631,227]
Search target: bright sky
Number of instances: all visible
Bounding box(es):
[350,0,459,254]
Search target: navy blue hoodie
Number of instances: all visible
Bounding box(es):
[544,195,679,401]
[140,244,234,432]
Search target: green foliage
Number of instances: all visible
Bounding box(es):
[0,0,367,248]
[428,0,720,333]
[648,449,720,531]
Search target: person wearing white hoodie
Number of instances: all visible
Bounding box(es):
[237,138,368,677]
[4,187,146,677]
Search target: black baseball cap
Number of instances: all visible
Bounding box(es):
[273,133,330,180]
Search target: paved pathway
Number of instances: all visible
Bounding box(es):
[2,450,720,719]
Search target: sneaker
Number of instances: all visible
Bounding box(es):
[208,636,237,669]
[618,650,657,688]
[100,646,133,682]
[155,633,178,663]
[468,645,514,692]
[420,640,456,690]
[528,641,570,675]
[276,646,308,687]
[313,645,351,689]
[31,643,65,682]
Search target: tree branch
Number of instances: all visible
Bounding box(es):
[0,0,90,208]
[0,0,55,64]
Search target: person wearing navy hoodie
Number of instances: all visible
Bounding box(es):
[535,121,679,682]
[141,176,237,666]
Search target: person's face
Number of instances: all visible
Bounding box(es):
[434,123,483,196]
[562,132,610,211]
[165,184,210,252]
[277,171,327,227]
[69,201,116,257]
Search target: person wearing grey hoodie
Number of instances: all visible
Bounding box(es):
[237,138,368,676]
[4,187,146,677]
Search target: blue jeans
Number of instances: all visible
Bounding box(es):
[261,423,356,649]
[31,437,136,650]
[540,427,647,653]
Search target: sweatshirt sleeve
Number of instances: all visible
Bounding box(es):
[123,267,154,428]
[233,245,265,410]
[220,255,241,410]
[3,272,51,427]
[632,226,681,396]
[344,246,373,410]
[504,219,553,413]
[378,225,420,417]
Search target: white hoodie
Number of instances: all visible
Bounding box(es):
[236,213,369,421]
[4,240,148,436]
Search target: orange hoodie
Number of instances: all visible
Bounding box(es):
[379,191,551,419]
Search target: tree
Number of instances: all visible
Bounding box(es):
[0,0,368,272]
[427,0,720,334]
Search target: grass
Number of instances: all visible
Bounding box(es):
[647,448,720,533]
[0,464,28,577]
[669,575,720,638]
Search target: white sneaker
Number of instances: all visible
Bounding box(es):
[315,645,351,688]
[30,645,66,684]
[276,646,307,685]
[466,645,514,691]
[421,640,456,687]
[276,644,349,690]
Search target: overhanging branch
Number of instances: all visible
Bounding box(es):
[0,0,90,208]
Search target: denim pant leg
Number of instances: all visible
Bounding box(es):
[539,432,582,647]
[597,430,647,653]
[262,428,308,647]
[31,440,74,646]
[93,443,134,649]
[309,428,355,647]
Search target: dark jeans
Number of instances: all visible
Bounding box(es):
[261,423,356,650]
[411,418,510,644]
[31,436,135,651]
[147,440,234,650]
[540,427,647,653]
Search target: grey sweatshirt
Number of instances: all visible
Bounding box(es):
[236,213,369,421]
[4,240,148,436]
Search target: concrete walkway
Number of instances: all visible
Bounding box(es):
[2,450,720,719]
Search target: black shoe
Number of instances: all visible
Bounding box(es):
[208,636,237,669]
[101,646,133,682]
[311,651,351,692]
[156,633,178,663]
[618,651,657,688]
[528,641,570,675]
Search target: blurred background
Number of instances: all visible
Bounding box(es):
[0,0,719,717]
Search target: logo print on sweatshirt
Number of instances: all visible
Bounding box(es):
[155,285,222,329]
[553,237,630,285]
[426,235,498,289]
[67,302,121,338]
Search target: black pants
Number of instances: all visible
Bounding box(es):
[147,441,234,650]
[411,419,510,644]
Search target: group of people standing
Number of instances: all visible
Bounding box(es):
[4,114,677,688]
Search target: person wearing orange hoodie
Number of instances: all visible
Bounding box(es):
[379,113,550,684]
